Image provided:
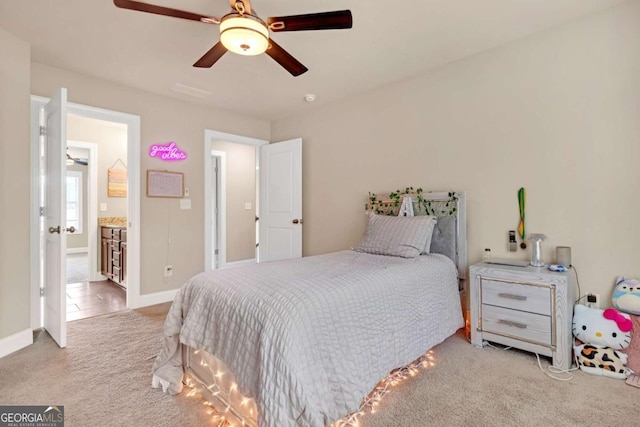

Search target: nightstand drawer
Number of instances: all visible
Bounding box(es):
[481,278,551,315]
[481,305,551,346]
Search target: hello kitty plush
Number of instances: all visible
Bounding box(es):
[572,304,633,379]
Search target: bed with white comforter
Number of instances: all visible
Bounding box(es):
[152,249,463,427]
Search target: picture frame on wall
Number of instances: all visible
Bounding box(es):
[108,168,127,197]
[146,169,184,198]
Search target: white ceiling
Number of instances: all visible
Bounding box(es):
[0,0,627,121]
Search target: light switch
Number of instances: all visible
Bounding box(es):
[100,203,107,212]
[180,199,192,210]
[184,187,190,197]
[244,202,252,210]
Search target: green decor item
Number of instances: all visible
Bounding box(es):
[518,187,526,249]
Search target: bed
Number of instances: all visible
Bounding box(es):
[152,191,467,427]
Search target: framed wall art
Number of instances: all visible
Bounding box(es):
[146,170,184,198]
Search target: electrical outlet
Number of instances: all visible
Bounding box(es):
[164,265,173,277]
[508,230,517,252]
[587,293,600,309]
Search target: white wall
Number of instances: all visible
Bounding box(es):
[68,115,128,218]
[272,1,640,302]
[0,28,31,340]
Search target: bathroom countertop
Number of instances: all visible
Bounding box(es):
[98,216,127,227]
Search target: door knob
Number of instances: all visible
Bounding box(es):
[292,219,299,224]
[66,226,76,233]
[48,226,61,234]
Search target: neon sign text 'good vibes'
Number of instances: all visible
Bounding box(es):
[149,142,187,161]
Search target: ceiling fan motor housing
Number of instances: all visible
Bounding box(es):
[220,13,269,55]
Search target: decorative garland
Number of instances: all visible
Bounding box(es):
[367,187,458,217]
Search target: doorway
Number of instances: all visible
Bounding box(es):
[64,116,129,322]
[204,130,267,271]
[30,95,141,331]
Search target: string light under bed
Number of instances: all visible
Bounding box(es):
[183,348,438,427]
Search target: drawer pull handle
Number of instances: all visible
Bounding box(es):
[498,319,527,329]
[498,292,527,301]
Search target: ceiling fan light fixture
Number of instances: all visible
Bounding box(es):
[220,13,269,56]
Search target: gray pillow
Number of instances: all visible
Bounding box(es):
[421,214,438,254]
[354,214,437,258]
[430,215,457,262]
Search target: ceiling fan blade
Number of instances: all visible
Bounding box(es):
[265,39,308,77]
[66,153,88,166]
[193,42,228,68]
[113,0,220,24]
[268,10,352,32]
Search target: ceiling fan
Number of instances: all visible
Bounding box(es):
[66,151,88,166]
[113,0,353,76]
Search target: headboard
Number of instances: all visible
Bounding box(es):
[366,190,467,289]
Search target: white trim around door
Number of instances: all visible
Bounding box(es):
[30,96,142,330]
[210,151,226,269]
[204,130,267,271]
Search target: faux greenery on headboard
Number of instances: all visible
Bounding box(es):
[366,187,458,217]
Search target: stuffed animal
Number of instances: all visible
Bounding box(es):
[572,304,633,379]
[612,277,640,316]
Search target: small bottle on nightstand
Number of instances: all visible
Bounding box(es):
[483,248,491,262]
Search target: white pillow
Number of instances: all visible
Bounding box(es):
[354,214,437,258]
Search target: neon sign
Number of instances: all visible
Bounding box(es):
[149,142,187,161]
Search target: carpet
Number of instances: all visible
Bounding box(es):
[0,304,211,426]
[67,253,90,284]
[0,304,637,426]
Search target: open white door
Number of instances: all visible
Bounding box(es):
[259,138,302,262]
[42,88,68,348]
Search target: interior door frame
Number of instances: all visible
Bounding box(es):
[209,151,226,269]
[204,130,267,271]
[30,96,142,329]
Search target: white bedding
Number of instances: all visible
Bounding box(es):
[152,250,463,427]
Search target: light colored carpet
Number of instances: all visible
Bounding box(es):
[66,253,89,284]
[0,304,211,426]
[0,304,637,426]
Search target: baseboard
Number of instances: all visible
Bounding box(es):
[224,258,257,268]
[91,272,108,282]
[67,247,89,254]
[0,328,33,359]
[130,288,178,309]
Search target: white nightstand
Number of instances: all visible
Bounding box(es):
[470,262,576,370]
